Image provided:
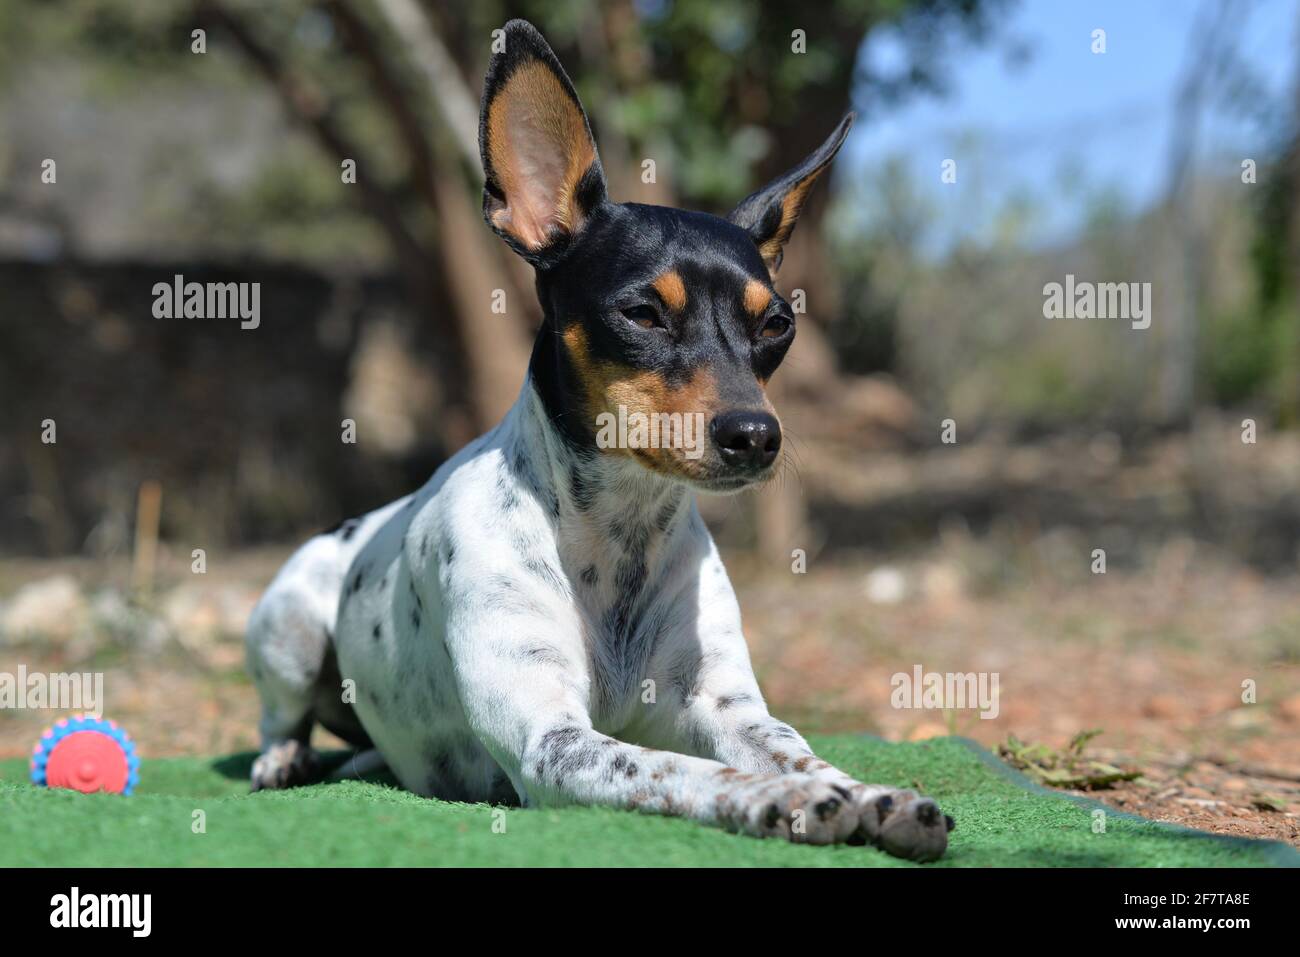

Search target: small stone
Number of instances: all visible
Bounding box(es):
[1277,694,1300,722]
[1142,694,1181,719]
[907,721,949,741]
[0,575,88,645]
[864,567,907,605]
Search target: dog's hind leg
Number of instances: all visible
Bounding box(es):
[245,585,332,791]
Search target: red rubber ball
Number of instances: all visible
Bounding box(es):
[43,730,131,794]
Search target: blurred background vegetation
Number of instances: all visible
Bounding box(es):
[0,0,1296,566]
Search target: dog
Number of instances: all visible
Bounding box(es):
[245,19,952,861]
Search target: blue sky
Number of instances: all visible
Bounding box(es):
[843,0,1298,251]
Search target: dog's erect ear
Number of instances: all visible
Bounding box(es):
[728,114,854,278]
[479,20,607,267]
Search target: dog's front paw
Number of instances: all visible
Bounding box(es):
[719,775,863,844]
[849,787,953,862]
[250,740,322,792]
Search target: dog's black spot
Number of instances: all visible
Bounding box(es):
[532,724,602,787]
[876,795,894,825]
[669,664,697,704]
[411,606,422,630]
[654,496,680,532]
[769,723,800,741]
[523,554,566,593]
[508,444,559,516]
[323,517,361,541]
[479,574,548,620]
[442,542,455,565]
[510,443,530,479]
[496,473,521,511]
[814,797,841,821]
[517,643,567,667]
[611,753,640,780]
[372,622,382,641]
[420,537,428,559]
[567,463,596,512]
[736,722,770,754]
[610,516,650,554]
[715,693,754,711]
[764,804,782,829]
[602,538,648,650]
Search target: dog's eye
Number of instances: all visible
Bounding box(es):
[760,314,792,339]
[622,304,661,330]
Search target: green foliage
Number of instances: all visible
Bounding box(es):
[1204,306,1281,407]
[0,0,1009,253]
[467,0,1009,206]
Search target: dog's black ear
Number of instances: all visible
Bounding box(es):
[728,114,854,278]
[478,19,607,268]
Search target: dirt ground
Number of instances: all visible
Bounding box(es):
[734,550,1300,846]
[1,541,1297,847]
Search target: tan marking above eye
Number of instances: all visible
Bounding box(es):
[651,271,687,312]
[742,278,772,318]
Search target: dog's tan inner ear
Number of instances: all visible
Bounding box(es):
[757,172,821,276]
[487,61,596,250]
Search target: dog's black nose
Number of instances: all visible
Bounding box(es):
[710,410,781,470]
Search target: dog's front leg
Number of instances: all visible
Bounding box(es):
[444,616,864,844]
[649,558,953,860]
[677,687,952,860]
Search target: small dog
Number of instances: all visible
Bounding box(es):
[246,19,952,861]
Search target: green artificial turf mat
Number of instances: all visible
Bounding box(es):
[3,735,1296,867]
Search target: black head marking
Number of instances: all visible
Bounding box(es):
[476,24,850,492]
